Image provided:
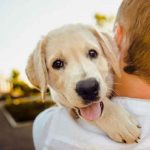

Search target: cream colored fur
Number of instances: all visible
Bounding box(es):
[26,24,140,143]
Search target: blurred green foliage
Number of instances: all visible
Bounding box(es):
[1,70,54,122]
[0,69,40,100]
[95,13,114,27]
[5,98,55,122]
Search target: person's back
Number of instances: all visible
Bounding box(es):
[33,0,150,149]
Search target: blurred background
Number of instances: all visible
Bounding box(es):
[0,0,121,149]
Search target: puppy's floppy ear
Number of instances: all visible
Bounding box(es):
[26,37,48,100]
[90,27,121,77]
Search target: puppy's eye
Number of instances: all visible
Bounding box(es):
[52,59,64,69]
[88,49,98,59]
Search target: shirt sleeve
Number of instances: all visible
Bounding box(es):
[33,107,57,150]
[32,106,84,150]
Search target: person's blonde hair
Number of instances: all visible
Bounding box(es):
[115,0,150,82]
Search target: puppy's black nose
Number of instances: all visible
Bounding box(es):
[75,78,100,103]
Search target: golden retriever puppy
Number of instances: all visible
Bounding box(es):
[26,24,140,143]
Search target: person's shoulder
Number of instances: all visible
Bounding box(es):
[33,106,66,149]
[34,106,60,123]
[33,106,67,132]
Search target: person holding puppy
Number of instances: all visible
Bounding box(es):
[32,0,150,149]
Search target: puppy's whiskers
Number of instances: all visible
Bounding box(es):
[107,87,120,96]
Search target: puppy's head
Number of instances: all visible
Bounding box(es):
[26,24,120,120]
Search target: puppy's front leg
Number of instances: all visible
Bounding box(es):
[95,98,141,143]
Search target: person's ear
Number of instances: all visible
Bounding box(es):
[114,23,123,49]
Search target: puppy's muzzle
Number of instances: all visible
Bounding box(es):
[75,78,100,103]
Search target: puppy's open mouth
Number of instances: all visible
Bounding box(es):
[77,101,104,121]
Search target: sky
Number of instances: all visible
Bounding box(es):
[0,0,122,81]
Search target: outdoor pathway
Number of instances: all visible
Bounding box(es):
[0,109,34,150]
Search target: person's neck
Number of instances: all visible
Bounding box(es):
[114,72,150,100]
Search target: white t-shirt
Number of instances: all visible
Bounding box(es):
[33,97,150,150]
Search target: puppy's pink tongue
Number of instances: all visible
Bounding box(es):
[80,103,101,121]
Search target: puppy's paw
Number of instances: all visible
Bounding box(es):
[108,111,141,144]
[97,101,141,144]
